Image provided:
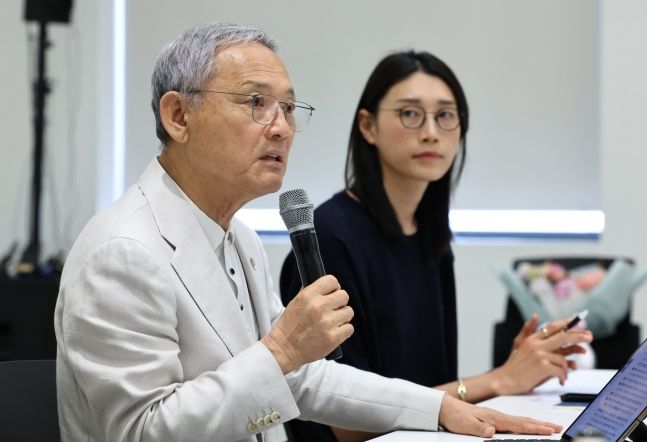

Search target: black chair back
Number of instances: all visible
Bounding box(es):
[0,359,60,442]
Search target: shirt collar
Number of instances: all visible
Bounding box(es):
[170,180,234,252]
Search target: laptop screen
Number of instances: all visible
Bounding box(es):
[563,339,647,441]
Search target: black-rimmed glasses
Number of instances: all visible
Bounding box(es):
[188,90,315,132]
[379,105,462,131]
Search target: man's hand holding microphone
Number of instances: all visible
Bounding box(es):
[261,189,351,374]
[262,274,353,374]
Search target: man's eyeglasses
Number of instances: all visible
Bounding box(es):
[188,90,315,132]
[379,105,462,131]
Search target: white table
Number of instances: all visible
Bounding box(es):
[372,369,616,441]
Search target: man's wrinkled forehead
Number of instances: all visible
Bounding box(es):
[211,42,294,97]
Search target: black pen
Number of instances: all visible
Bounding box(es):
[563,309,589,331]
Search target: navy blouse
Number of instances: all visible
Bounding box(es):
[279,191,458,442]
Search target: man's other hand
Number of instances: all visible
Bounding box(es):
[439,394,562,438]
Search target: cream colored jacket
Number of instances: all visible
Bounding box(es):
[54,158,444,442]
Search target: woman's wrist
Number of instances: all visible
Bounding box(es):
[487,366,516,396]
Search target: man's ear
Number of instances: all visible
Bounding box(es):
[159,91,190,144]
[357,109,377,145]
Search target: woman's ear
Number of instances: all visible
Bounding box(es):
[357,109,377,145]
[159,91,190,144]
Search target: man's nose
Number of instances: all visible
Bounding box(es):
[266,105,292,137]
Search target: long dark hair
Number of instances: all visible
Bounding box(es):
[345,50,469,264]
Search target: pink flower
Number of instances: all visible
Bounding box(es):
[554,278,575,299]
[575,267,606,291]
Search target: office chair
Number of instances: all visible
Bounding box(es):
[0,359,60,442]
[0,275,59,361]
[493,256,641,370]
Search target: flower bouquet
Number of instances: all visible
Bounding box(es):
[496,258,647,339]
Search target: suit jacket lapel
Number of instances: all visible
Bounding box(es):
[233,220,272,336]
[138,158,253,356]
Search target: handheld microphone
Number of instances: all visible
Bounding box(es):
[279,189,342,360]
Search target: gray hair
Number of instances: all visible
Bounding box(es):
[151,23,278,144]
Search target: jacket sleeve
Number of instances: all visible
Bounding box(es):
[285,351,445,432]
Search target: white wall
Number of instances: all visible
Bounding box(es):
[1,0,646,378]
[124,0,600,211]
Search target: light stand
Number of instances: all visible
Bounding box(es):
[17,20,50,275]
[2,0,73,276]
[0,0,74,364]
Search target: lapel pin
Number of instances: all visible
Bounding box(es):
[250,257,256,270]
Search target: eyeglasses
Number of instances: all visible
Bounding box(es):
[188,90,315,132]
[379,105,462,131]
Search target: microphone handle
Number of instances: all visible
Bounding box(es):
[289,228,343,360]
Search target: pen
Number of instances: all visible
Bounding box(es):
[563,309,589,331]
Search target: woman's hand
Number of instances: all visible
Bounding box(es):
[492,315,593,395]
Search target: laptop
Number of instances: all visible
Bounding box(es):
[487,338,647,442]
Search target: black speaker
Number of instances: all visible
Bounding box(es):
[24,0,73,23]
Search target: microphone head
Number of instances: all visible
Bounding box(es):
[279,189,314,231]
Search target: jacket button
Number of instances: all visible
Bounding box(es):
[256,417,265,428]
[263,414,272,425]
[270,411,281,422]
[247,422,257,432]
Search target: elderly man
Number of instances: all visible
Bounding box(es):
[54,23,561,442]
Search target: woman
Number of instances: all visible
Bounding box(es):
[280,50,592,442]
